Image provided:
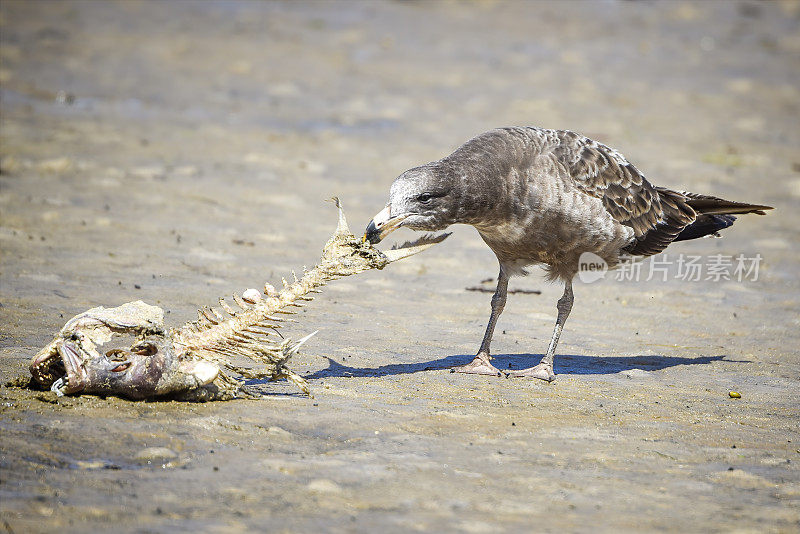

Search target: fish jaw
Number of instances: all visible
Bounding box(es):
[30,302,219,399]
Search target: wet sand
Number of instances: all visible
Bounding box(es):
[1,1,799,532]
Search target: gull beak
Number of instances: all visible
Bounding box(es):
[363,204,408,244]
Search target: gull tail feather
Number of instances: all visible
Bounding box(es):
[672,191,773,242]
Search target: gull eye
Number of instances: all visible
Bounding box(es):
[417,193,433,203]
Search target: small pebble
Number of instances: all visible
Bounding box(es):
[729,391,741,398]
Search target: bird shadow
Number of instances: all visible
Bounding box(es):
[303,352,748,380]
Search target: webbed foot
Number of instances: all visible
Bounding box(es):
[451,353,504,376]
[506,362,556,382]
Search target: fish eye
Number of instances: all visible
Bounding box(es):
[417,193,433,203]
[106,348,127,361]
[132,342,157,356]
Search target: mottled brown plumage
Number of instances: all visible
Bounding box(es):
[365,127,772,381]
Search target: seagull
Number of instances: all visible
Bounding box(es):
[364,127,772,381]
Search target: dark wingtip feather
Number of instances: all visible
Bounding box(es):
[682,192,773,216]
[674,214,736,242]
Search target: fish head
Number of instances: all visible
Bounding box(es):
[30,301,218,399]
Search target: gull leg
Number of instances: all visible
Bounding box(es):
[508,279,574,382]
[452,266,508,376]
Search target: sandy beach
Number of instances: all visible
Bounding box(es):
[1,1,799,532]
